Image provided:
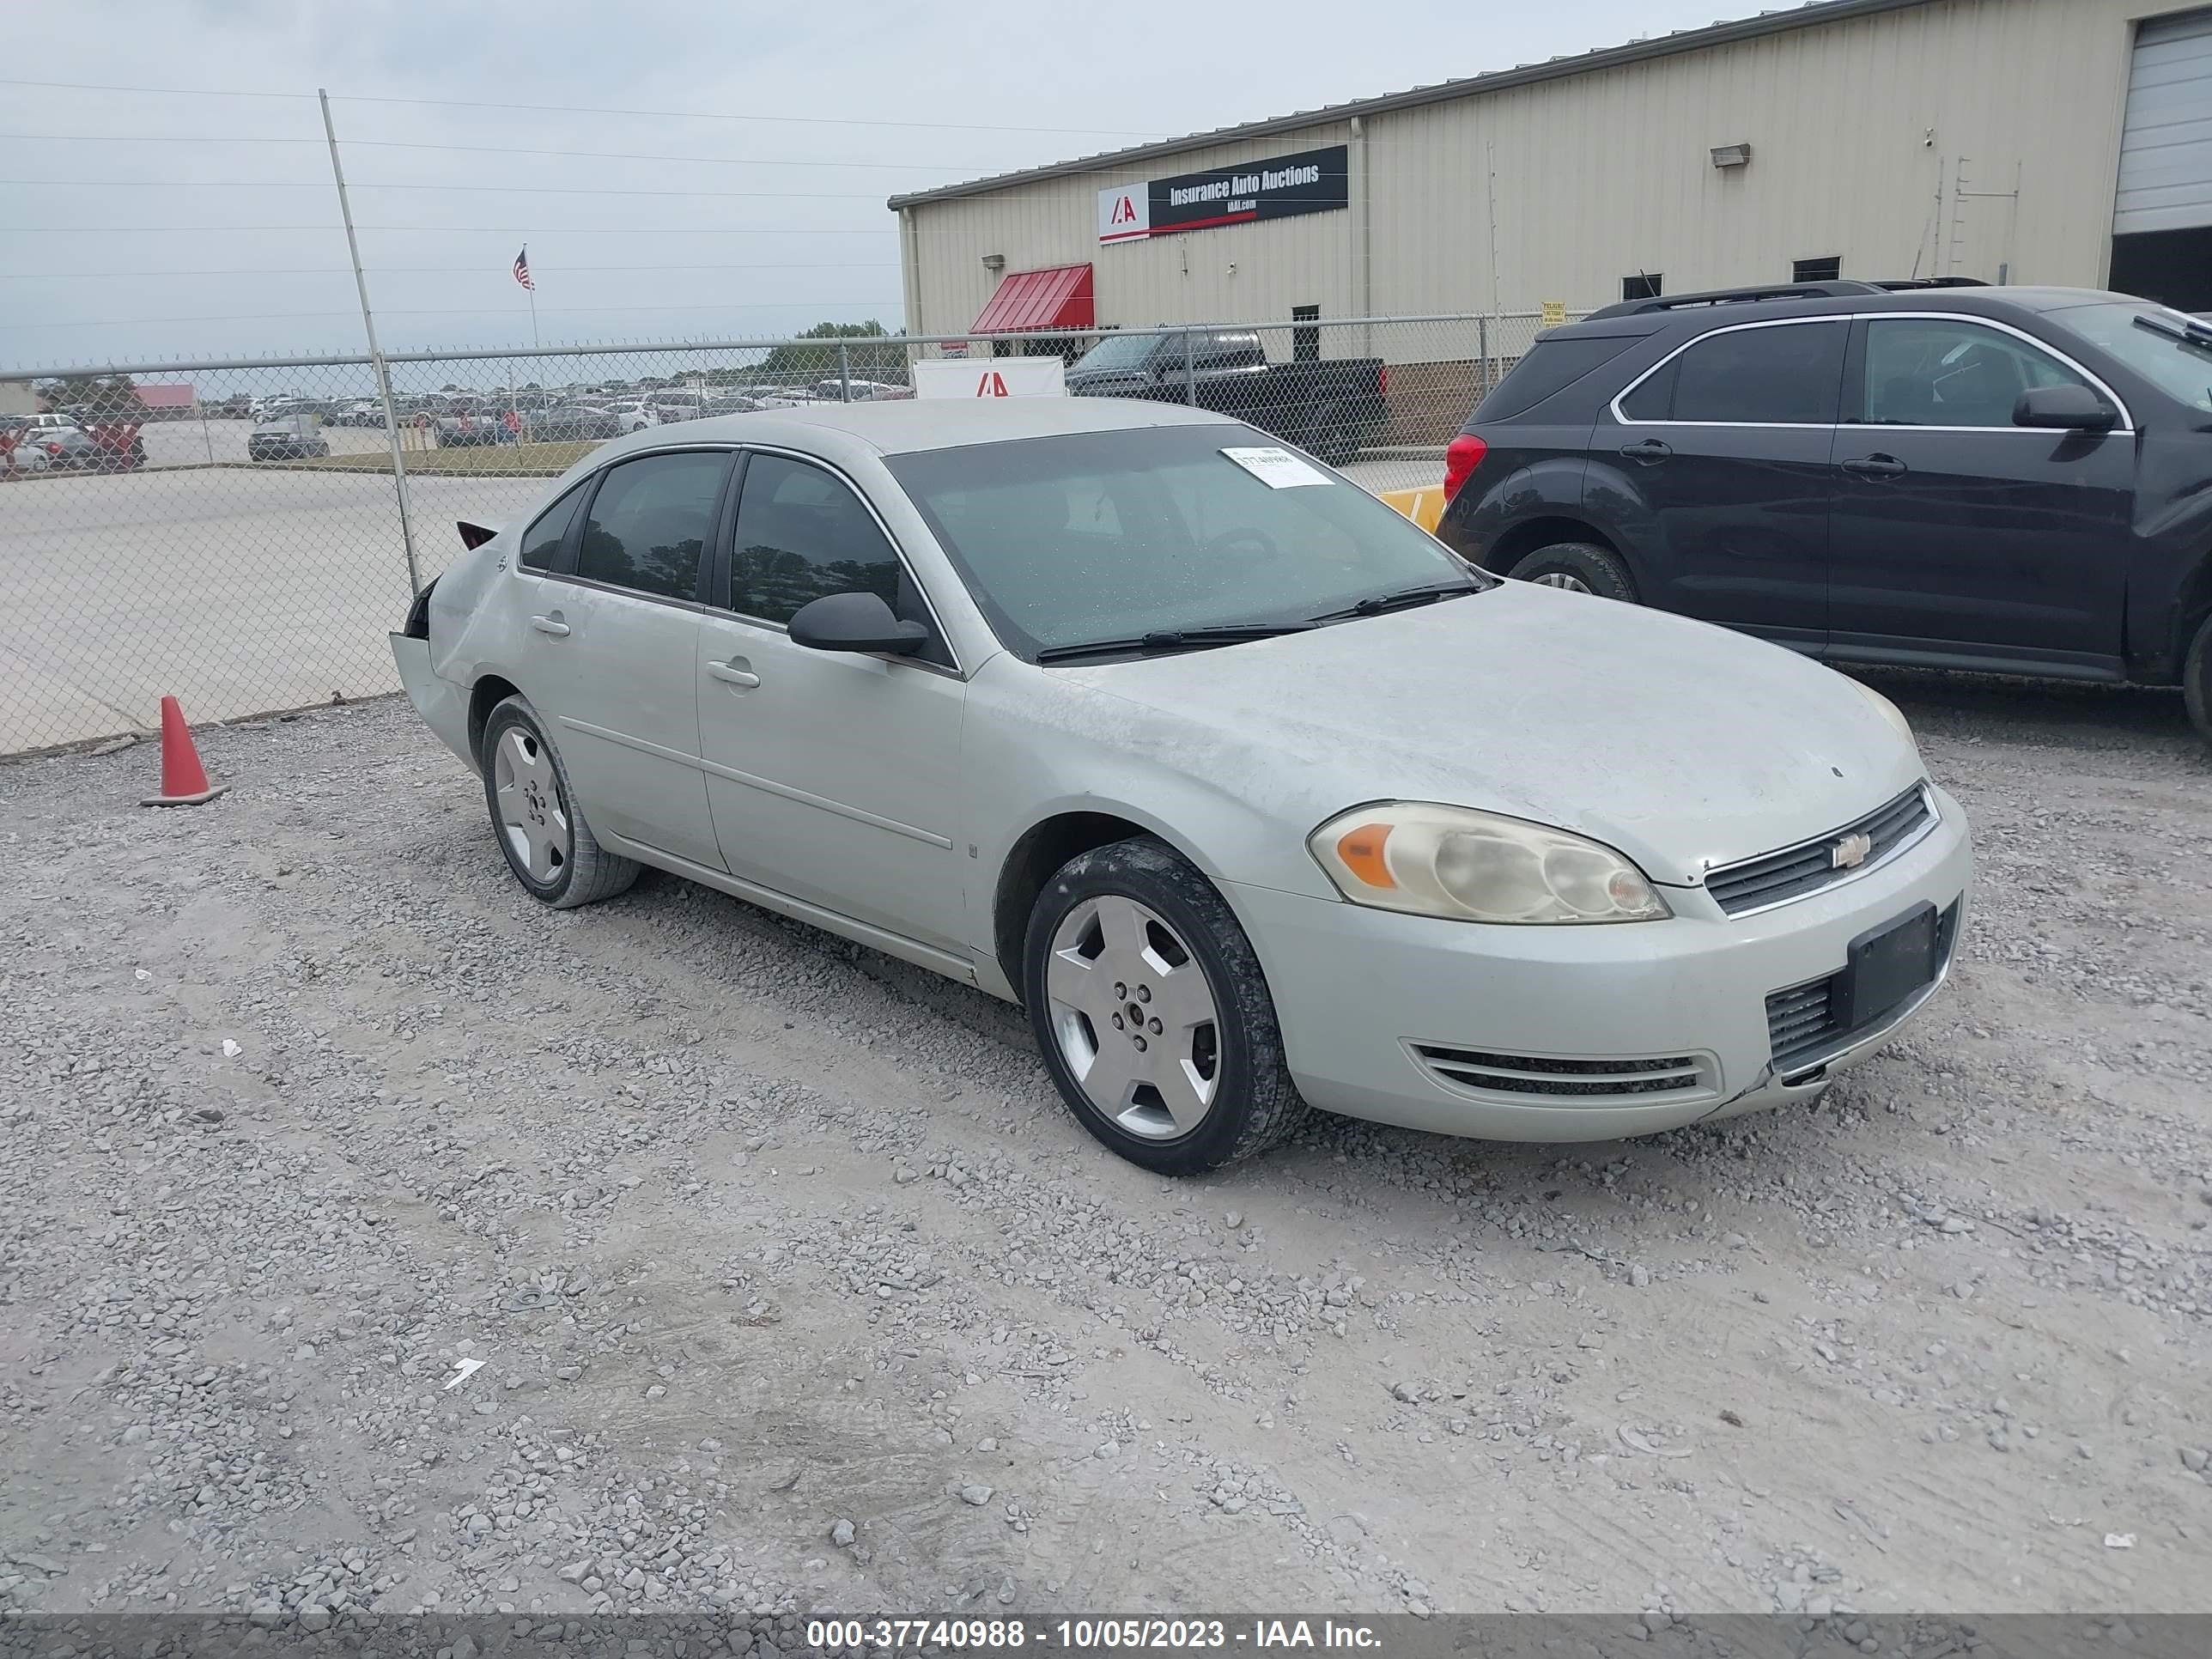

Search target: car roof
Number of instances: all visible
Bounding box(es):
[1558,284,2142,340]
[597,395,1240,461]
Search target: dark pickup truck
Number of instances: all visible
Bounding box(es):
[1065,329,1388,464]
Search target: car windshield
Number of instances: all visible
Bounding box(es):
[885,423,1487,661]
[2054,301,2212,413]
[1072,333,1163,374]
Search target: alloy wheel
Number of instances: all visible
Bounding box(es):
[493,726,570,883]
[1044,894,1222,1139]
[1531,571,1595,593]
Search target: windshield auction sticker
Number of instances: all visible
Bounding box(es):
[1222,447,1333,489]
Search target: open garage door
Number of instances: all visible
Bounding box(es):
[2111,9,2212,307]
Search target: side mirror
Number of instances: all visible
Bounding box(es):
[787,591,930,655]
[2014,384,2119,432]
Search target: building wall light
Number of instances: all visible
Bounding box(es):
[1711,143,1753,169]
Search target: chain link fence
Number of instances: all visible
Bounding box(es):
[0,312,1575,755]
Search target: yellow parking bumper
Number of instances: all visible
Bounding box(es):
[1378,485,1443,534]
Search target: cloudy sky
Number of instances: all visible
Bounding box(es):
[5,0,1759,369]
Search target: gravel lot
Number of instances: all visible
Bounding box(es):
[2,672,2208,1631]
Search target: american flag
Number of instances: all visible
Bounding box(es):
[512,246,535,291]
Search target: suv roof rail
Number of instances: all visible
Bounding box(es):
[1583,276,1994,320]
[1586,280,1887,319]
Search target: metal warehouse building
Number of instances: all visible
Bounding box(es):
[890,0,2212,345]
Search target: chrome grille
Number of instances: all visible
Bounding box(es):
[1705,784,1935,916]
[1412,1045,1715,1103]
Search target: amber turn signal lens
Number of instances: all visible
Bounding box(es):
[1334,823,1396,890]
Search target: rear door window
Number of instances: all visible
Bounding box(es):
[518,480,587,571]
[574,450,729,601]
[1639,320,1849,424]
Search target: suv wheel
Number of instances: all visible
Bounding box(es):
[1023,837,1308,1176]
[1516,542,1638,602]
[2185,613,2212,745]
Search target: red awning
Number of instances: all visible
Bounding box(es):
[970,264,1094,333]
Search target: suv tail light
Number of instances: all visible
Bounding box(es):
[1378,364,1390,397]
[1443,433,1488,502]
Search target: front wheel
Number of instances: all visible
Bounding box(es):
[1514,541,1639,602]
[2185,612,2212,745]
[478,696,640,908]
[1023,838,1307,1175]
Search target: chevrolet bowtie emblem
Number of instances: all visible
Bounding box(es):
[1831,830,1874,870]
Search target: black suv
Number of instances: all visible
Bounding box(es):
[1436,278,2212,740]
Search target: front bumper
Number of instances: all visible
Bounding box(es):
[1226,787,1972,1141]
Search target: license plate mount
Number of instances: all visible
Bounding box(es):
[1838,902,1940,1030]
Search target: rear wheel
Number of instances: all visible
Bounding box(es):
[1515,541,1638,602]
[2185,613,2212,745]
[1023,838,1307,1176]
[479,695,639,908]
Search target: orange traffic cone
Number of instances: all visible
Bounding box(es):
[140,696,228,807]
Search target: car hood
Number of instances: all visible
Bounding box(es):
[1065,370,1152,395]
[1047,583,1926,886]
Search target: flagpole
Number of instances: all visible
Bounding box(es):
[528,285,539,350]
[319,88,421,596]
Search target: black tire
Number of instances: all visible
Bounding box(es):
[1514,541,1639,602]
[478,695,640,909]
[1022,837,1308,1176]
[2185,612,2212,746]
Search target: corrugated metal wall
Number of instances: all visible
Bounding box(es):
[904,0,2205,337]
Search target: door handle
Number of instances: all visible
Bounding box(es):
[706,659,760,689]
[529,613,569,637]
[1619,439,1672,463]
[1841,454,1908,479]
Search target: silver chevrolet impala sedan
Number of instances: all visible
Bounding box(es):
[392,398,1971,1175]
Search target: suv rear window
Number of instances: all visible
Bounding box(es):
[1473,334,1642,420]
[1621,320,1847,423]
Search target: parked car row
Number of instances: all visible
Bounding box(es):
[2,412,145,472]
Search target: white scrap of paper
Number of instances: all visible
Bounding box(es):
[444,1357,487,1390]
[1222,446,1333,489]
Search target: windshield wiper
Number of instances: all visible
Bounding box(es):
[1032,622,1316,664]
[2133,311,2212,358]
[1313,577,1491,621]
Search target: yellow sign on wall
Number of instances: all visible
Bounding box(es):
[1540,299,1567,328]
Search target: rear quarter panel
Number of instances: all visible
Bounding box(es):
[1451,447,1596,565]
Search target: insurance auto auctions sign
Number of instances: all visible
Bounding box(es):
[1097,144,1348,245]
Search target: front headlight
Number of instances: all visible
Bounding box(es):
[1851,678,1917,748]
[1308,803,1671,924]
